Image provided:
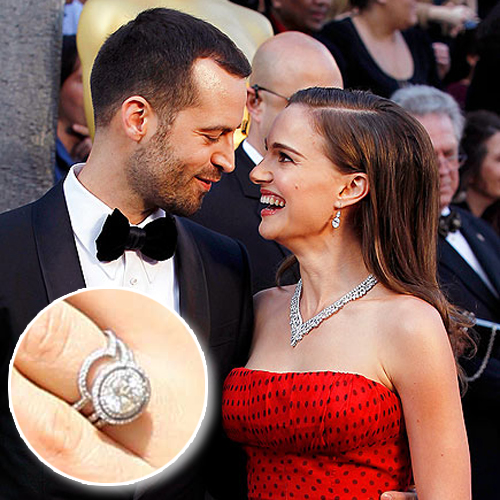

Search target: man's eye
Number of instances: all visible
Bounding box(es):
[205,135,220,143]
[278,151,293,162]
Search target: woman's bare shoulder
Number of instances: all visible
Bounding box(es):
[375,294,454,384]
[253,285,294,321]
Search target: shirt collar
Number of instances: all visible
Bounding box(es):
[242,139,264,166]
[63,163,168,281]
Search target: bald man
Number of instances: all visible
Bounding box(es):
[192,32,343,292]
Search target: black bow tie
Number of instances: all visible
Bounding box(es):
[96,209,177,262]
[439,210,462,238]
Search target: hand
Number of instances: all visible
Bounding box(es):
[432,42,451,80]
[70,124,93,161]
[10,289,206,484]
[445,5,477,25]
[381,488,417,500]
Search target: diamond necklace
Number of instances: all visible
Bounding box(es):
[290,274,378,347]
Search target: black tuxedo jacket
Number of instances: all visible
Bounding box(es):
[438,206,500,499]
[192,143,296,293]
[0,183,253,500]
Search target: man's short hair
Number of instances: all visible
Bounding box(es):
[90,8,251,127]
[391,85,464,141]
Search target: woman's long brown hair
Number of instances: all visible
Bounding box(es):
[277,88,474,386]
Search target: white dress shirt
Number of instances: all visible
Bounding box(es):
[63,164,179,311]
[442,206,498,297]
[242,138,263,166]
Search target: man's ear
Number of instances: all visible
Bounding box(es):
[246,86,263,123]
[336,173,369,209]
[120,96,157,142]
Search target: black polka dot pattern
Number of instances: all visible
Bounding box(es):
[222,368,412,500]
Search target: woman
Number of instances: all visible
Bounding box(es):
[457,110,500,234]
[317,0,442,98]
[222,88,471,499]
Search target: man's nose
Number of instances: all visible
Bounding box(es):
[212,135,235,174]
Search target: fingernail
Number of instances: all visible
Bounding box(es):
[381,495,393,500]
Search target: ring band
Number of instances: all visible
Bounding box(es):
[73,329,151,428]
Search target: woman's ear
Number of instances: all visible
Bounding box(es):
[336,172,369,209]
[120,96,157,143]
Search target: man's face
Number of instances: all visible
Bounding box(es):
[272,0,332,33]
[127,59,247,216]
[415,113,460,210]
[59,58,87,127]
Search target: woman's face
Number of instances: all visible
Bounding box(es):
[471,131,500,202]
[249,104,345,247]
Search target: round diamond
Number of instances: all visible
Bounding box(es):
[93,365,150,424]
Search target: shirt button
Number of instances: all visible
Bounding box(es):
[130,277,138,286]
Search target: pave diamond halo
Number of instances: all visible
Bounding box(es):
[73,329,151,428]
[290,275,378,348]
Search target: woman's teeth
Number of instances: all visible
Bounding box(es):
[260,195,285,208]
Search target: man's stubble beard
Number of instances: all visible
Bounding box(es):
[126,127,204,217]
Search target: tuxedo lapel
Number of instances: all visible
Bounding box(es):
[234,144,261,200]
[174,218,210,346]
[32,183,85,302]
[459,214,500,295]
[438,237,499,314]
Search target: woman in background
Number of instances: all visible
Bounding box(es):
[317,0,441,98]
[223,88,471,500]
[457,110,500,234]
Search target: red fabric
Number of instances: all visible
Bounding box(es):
[223,368,412,500]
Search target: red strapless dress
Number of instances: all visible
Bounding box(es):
[223,368,412,500]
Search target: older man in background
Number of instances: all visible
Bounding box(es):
[393,84,500,500]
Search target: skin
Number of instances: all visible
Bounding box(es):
[246,31,343,157]
[467,131,500,217]
[78,58,247,224]
[249,104,471,500]
[352,0,419,82]
[414,113,460,210]
[270,0,333,33]
[10,290,206,483]
[57,58,92,160]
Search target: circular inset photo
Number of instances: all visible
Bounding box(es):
[8,288,207,486]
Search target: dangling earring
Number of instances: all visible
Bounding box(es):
[331,210,341,229]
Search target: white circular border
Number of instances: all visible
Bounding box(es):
[8,286,213,488]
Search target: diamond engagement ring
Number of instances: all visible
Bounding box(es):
[73,329,151,428]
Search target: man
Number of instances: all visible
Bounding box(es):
[77,0,273,136]
[193,31,343,291]
[392,84,500,500]
[266,0,333,34]
[0,9,252,499]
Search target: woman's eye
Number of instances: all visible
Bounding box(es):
[278,151,293,163]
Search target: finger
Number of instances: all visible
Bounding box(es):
[14,301,107,404]
[10,368,154,483]
[380,491,417,500]
[16,291,206,470]
[14,300,158,461]
[14,302,107,403]
[66,290,207,459]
